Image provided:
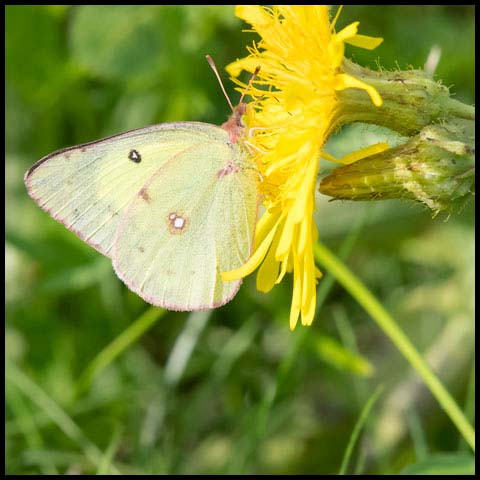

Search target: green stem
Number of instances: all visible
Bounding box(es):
[313,241,475,453]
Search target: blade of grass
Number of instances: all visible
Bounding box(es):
[211,317,258,382]
[96,424,123,475]
[6,383,58,474]
[314,240,475,453]
[333,306,371,406]
[339,385,384,475]
[353,445,368,475]
[6,361,120,474]
[458,362,475,451]
[6,384,44,449]
[76,307,165,396]
[406,407,428,461]
[164,310,211,387]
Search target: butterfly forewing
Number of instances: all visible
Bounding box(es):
[25,123,226,257]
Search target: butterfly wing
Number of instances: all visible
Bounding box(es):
[25,122,225,257]
[112,131,258,310]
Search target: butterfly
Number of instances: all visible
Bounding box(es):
[25,57,260,310]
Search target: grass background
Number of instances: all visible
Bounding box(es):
[6,5,474,474]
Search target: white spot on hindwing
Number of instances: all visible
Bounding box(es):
[167,212,187,234]
[173,217,185,229]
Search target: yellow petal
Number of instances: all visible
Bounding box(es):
[264,152,297,177]
[346,34,383,50]
[301,250,316,325]
[235,5,271,29]
[256,228,281,292]
[289,247,302,331]
[290,157,317,224]
[301,297,316,326]
[335,22,359,44]
[312,224,319,244]
[275,212,297,259]
[320,150,342,163]
[335,73,383,107]
[255,207,281,246]
[235,5,279,50]
[276,255,290,284]
[226,56,261,77]
[290,304,300,331]
[297,215,310,257]
[338,142,390,165]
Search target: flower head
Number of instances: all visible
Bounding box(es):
[222,5,383,329]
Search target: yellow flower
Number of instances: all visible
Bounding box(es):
[222,5,383,330]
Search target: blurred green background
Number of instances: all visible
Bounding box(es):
[6,5,474,475]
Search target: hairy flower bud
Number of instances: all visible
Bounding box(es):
[320,119,474,214]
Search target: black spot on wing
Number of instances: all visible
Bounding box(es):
[129,149,141,163]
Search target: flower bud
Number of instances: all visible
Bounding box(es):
[320,120,474,215]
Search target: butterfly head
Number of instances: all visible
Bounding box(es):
[221,102,247,144]
[206,55,259,145]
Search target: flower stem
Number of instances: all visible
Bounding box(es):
[313,240,475,452]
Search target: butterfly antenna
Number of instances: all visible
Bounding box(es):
[206,54,235,113]
[239,65,261,105]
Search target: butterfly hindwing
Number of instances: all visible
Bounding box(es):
[112,133,258,309]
